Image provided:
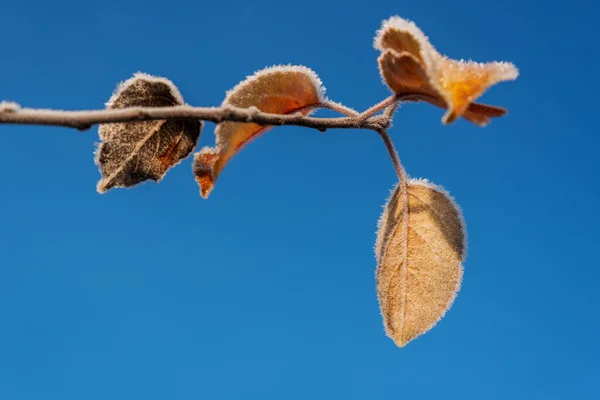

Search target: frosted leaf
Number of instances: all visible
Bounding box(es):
[376,178,466,347]
[192,146,220,199]
[375,16,518,126]
[193,65,325,198]
[95,73,202,193]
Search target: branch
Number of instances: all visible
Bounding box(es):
[0,92,427,133]
[0,96,409,182]
[320,100,405,180]
[0,104,390,133]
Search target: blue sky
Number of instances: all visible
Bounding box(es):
[1,0,598,399]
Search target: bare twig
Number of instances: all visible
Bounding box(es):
[383,102,401,121]
[356,95,398,121]
[320,99,405,181]
[0,104,391,133]
[0,92,425,133]
[320,100,359,117]
[0,95,413,182]
[322,95,398,122]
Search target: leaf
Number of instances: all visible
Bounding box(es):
[192,65,325,198]
[376,178,466,347]
[95,72,202,193]
[374,16,518,126]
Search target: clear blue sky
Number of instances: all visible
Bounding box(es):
[1,0,598,399]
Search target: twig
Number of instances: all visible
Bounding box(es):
[355,95,398,121]
[320,100,359,117]
[0,104,389,133]
[321,99,405,181]
[0,92,426,133]
[376,128,405,181]
[0,96,412,182]
[382,101,401,121]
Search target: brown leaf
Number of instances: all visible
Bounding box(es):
[375,16,518,126]
[95,73,202,193]
[193,65,325,198]
[377,50,507,126]
[376,178,466,347]
[192,147,220,199]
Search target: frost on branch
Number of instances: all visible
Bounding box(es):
[0,101,20,113]
[193,65,325,198]
[374,16,518,126]
[375,178,466,347]
[95,73,202,193]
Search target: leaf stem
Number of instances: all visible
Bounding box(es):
[321,99,406,182]
[320,100,359,117]
[376,128,405,183]
[356,95,398,121]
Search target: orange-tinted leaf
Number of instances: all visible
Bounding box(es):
[375,17,438,76]
[378,50,508,126]
[375,16,518,125]
[376,179,466,347]
[95,73,201,193]
[378,49,438,100]
[437,58,517,124]
[462,103,507,126]
[192,147,219,199]
[193,65,325,198]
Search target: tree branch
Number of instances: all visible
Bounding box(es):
[0,93,427,133]
[0,104,390,133]
[0,97,410,182]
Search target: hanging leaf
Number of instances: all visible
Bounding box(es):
[374,16,518,126]
[95,72,202,193]
[376,178,466,347]
[193,65,325,198]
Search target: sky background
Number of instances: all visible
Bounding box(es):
[1,0,599,399]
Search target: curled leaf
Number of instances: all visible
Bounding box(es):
[95,72,202,193]
[193,65,325,198]
[374,16,518,126]
[376,178,466,347]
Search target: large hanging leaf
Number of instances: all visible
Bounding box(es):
[95,72,202,193]
[193,65,325,198]
[374,16,518,126]
[376,178,466,347]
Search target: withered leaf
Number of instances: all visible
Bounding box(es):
[374,16,518,126]
[95,72,202,193]
[376,178,466,347]
[193,65,325,198]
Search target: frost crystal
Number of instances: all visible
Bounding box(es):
[0,101,20,113]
